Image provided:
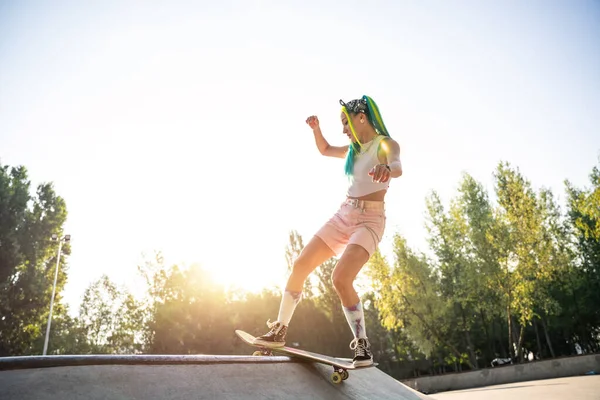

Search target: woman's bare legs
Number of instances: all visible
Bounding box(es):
[331,244,370,307]
[286,235,335,292]
[331,244,374,366]
[253,235,334,347]
[276,235,335,324]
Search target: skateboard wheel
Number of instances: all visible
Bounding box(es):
[252,351,262,356]
[331,372,343,384]
[341,370,349,380]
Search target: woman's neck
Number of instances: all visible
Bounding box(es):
[358,129,378,144]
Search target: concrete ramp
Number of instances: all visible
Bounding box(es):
[0,355,431,399]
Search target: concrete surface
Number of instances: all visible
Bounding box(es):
[430,375,600,400]
[403,354,600,393]
[0,355,431,400]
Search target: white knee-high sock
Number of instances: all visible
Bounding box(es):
[277,290,302,326]
[343,301,367,339]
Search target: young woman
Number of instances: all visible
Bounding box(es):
[253,95,403,367]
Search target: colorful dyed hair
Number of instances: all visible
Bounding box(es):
[340,95,391,176]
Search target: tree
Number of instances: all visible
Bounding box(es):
[368,234,470,369]
[563,158,600,354]
[425,189,480,369]
[492,162,565,361]
[41,312,90,355]
[365,249,429,377]
[0,161,69,356]
[78,275,145,354]
[140,257,234,354]
[455,174,506,363]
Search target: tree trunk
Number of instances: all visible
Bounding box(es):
[507,306,514,359]
[581,327,590,354]
[461,305,478,369]
[534,317,543,359]
[480,308,494,363]
[498,318,508,358]
[541,316,556,358]
[516,323,525,362]
[570,282,586,354]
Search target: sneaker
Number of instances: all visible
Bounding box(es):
[252,320,287,348]
[350,337,373,367]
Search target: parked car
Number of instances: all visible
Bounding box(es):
[491,357,512,367]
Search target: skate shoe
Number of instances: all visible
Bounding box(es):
[350,337,373,367]
[252,320,287,348]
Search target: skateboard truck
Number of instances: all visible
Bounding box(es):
[251,347,273,357]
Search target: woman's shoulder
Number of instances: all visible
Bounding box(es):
[379,135,400,149]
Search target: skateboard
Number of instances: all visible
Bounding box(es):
[235,329,377,384]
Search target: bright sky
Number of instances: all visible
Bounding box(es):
[1,1,599,314]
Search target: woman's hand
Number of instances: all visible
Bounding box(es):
[368,164,391,183]
[306,115,320,130]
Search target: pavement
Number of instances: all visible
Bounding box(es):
[430,375,600,400]
[0,354,431,400]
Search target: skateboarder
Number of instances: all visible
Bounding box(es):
[253,95,403,367]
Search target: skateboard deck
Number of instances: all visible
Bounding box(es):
[235,329,377,384]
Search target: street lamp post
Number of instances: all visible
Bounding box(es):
[43,233,70,356]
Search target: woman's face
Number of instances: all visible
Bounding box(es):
[340,112,364,142]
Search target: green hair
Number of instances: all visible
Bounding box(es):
[341,95,391,176]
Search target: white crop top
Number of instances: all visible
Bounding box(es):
[346,135,390,198]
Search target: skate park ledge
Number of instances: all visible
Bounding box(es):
[0,354,293,370]
[0,354,433,400]
[401,353,600,394]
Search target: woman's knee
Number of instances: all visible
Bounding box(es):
[331,270,352,293]
[290,236,335,279]
[291,255,313,278]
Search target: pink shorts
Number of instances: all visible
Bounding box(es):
[315,198,386,257]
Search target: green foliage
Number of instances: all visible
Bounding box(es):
[563,157,600,354]
[366,159,599,372]
[0,161,69,356]
[77,275,145,354]
[367,236,467,367]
